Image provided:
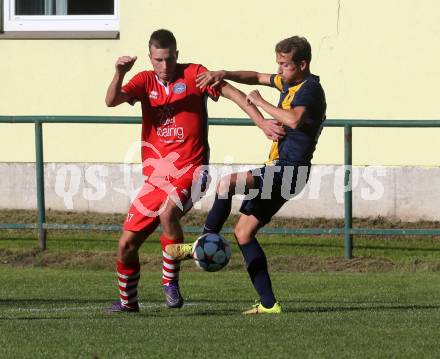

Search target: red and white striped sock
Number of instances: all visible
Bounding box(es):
[117,260,140,309]
[160,234,183,286]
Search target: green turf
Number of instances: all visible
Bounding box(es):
[1,267,440,358]
[2,210,440,357]
[2,229,440,262]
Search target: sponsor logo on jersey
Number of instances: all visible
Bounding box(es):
[149,90,158,99]
[173,83,186,94]
[155,105,185,142]
[156,126,185,141]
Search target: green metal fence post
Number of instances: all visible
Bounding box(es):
[3,117,440,246]
[35,121,47,251]
[344,124,353,259]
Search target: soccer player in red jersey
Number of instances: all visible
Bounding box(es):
[105,29,284,312]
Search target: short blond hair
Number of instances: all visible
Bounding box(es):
[275,36,311,64]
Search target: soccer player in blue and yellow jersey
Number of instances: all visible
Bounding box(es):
[166,36,326,314]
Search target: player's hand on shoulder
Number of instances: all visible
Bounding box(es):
[261,119,286,141]
[115,56,138,74]
[196,70,225,89]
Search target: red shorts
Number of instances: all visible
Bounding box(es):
[123,167,208,233]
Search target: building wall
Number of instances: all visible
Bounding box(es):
[1,0,439,166]
[2,163,439,221]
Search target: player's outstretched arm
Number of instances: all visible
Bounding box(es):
[105,56,137,107]
[196,70,272,89]
[220,83,285,141]
[246,90,306,129]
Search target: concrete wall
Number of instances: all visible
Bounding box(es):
[1,1,439,219]
[2,163,439,221]
[1,0,440,166]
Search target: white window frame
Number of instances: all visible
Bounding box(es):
[2,0,119,34]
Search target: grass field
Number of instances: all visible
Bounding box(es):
[1,210,440,358]
[1,269,440,358]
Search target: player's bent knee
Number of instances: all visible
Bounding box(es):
[159,203,184,238]
[118,232,143,255]
[233,224,252,245]
[159,203,183,225]
[159,209,173,225]
[118,238,136,255]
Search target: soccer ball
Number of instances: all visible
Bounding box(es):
[192,233,232,272]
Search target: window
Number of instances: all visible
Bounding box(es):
[1,0,119,38]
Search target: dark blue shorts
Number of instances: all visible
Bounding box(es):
[239,165,310,225]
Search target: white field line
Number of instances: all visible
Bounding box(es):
[0,302,202,313]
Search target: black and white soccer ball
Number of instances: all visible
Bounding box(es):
[192,233,232,272]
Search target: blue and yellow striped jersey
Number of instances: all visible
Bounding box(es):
[266,73,326,165]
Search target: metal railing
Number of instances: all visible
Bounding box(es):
[2,116,440,258]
